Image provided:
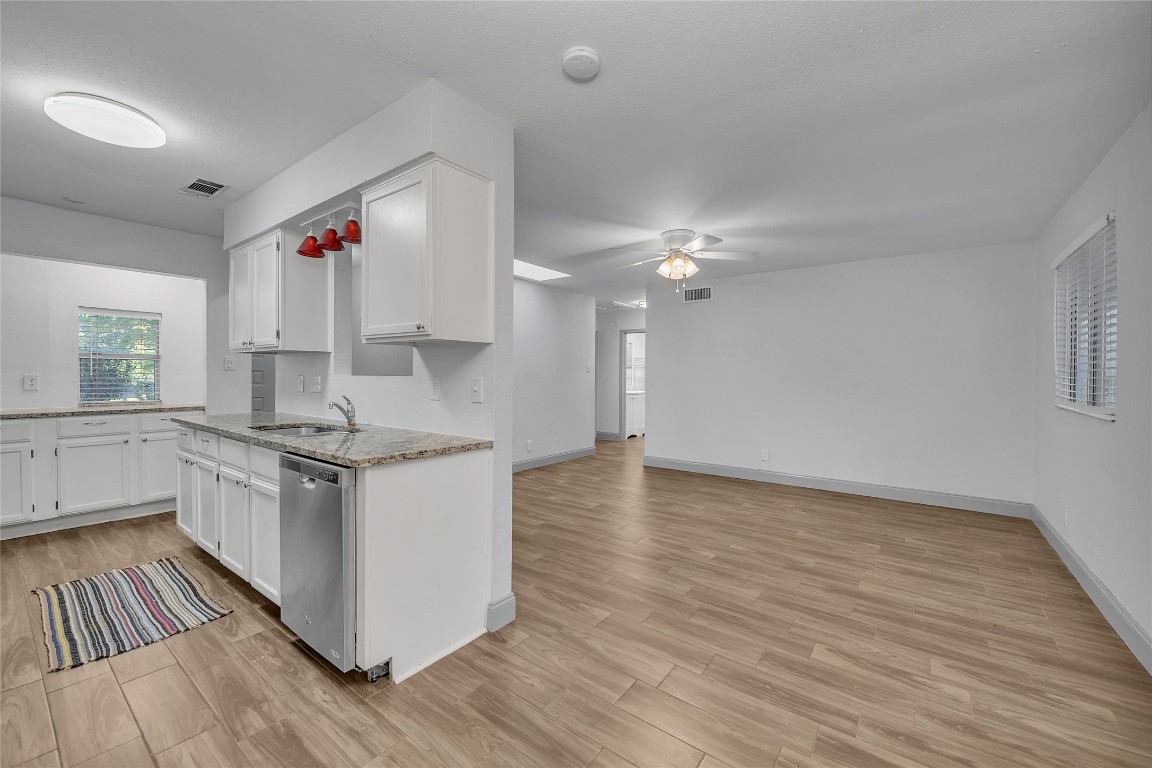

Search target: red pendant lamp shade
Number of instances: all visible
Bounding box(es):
[339,210,362,244]
[296,227,324,258]
[318,217,344,252]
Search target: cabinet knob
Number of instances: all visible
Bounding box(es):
[123,439,129,444]
[141,437,148,442]
[416,323,425,331]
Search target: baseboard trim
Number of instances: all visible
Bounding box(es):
[0,500,174,540]
[596,432,623,442]
[486,592,517,631]
[1030,507,1152,675]
[513,447,595,473]
[642,457,1034,519]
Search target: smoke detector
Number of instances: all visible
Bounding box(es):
[562,47,600,81]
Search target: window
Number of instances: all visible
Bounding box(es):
[78,309,161,403]
[1053,216,1117,419]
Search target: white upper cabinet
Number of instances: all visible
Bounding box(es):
[361,158,494,344]
[229,229,331,353]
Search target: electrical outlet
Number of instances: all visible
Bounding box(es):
[760,448,771,462]
[309,376,323,394]
[22,374,39,391]
[586,363,592,373]
[526,440,534,454]
[297,375,305,393]
[431,376,441,401]
[223,356,235,371]
[471,377,484,403]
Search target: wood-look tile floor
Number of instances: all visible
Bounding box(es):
[2,437,1150,767]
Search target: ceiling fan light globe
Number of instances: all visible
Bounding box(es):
[656,259,674,278]
[684,257,700,278]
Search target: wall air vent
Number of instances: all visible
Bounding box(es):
[683,286,712,303]
[180,177,229,198]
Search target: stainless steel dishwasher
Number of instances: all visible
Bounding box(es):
[280,454,357,672]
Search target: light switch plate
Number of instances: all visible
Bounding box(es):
[22,374,39,391]
[309,376,323,394]
[471,377,484,403]
[297,375,305,393]
[431,376,441,401]
[223,356,235,371]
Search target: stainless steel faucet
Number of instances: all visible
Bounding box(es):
[328,395,357,430]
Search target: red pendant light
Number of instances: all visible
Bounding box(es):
[318,216,344,252]
[296,227,324,258]
[339,210,362,244]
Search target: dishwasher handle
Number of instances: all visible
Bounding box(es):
[298,476,317,489]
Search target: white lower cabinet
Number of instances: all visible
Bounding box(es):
[58,435,132,515]
[194,457,219,556]
[139,432,178,503]
[176,451,197,540]
[0,443,34,524]
[218,465,250,580]
[249,477,280,605]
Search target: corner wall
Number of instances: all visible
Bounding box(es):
[595,307,646,438]
[0,197,245,413]
[645,242,1037,505]
[1031,102,1152,646]
[512,280,596,469]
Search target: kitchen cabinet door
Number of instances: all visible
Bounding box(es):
[139,431,177,502]
[0,444,34,524]
[217,465,250,580]
[250,232,280,349]
[194,457,219,556]
[249,476,280,605]
[57,435,132,515]
[362,167,431,339]
[176,451,196,540]
[229,246,252,350]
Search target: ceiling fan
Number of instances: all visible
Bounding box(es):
[614,229,758,290]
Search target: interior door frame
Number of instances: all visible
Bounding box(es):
[619,328,645,439]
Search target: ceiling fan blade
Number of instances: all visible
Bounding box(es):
[683,234,722,252]
[609,247,665,255]
[691,251,759,262]
[616,256,667,269]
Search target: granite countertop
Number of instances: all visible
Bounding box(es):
[1,403,206,420]
[168,411,493,468]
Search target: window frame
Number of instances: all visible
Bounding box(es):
[77,308,162,405]
[1051,213,1117,422]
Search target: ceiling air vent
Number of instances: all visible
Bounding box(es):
[683,286,712,303]
[179,177,228,198]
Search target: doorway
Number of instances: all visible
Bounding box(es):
[620,330,645,439]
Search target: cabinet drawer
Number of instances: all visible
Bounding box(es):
[58,415,132,438]
[219,437,249,471]
[195,432,219,459]
[0,421,32,443]
[176,427,197,452]
[250,446,280,485]
[140,412,200,433]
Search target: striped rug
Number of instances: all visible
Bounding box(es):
[32,557,232,672]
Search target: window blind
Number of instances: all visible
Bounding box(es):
[78,309,161,403]
[1053,218,1117,414]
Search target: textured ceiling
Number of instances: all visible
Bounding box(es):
[2,2,1150,302]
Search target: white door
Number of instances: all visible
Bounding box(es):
[57,436,131,515]
[0,444,34,524]
[229,246,252,350]
[139,432,178,502]
[250,232,280,349]
[176,451,196,540]
[362,169,431,338]
[249,477,280,605]
[194,458,219,556]
[217,466,250,579]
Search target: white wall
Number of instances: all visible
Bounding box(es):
[0,197,245,413]
[595,307,646,436]
[1,254,206,407]
[646,242,1037,504]
[1032,102,1152,637]
[227,81,516,616]
[512,279,596,466]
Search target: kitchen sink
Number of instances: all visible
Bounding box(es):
[257,426,347,437]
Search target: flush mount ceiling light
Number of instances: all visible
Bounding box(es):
[562,47,600,81]
[43,93,166,148]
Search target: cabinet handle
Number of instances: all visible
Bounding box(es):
[141,437,148,442]
[200,438,210,443]
[416,323,426,331]
[123,439,129,444]
[84,421,108,426]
